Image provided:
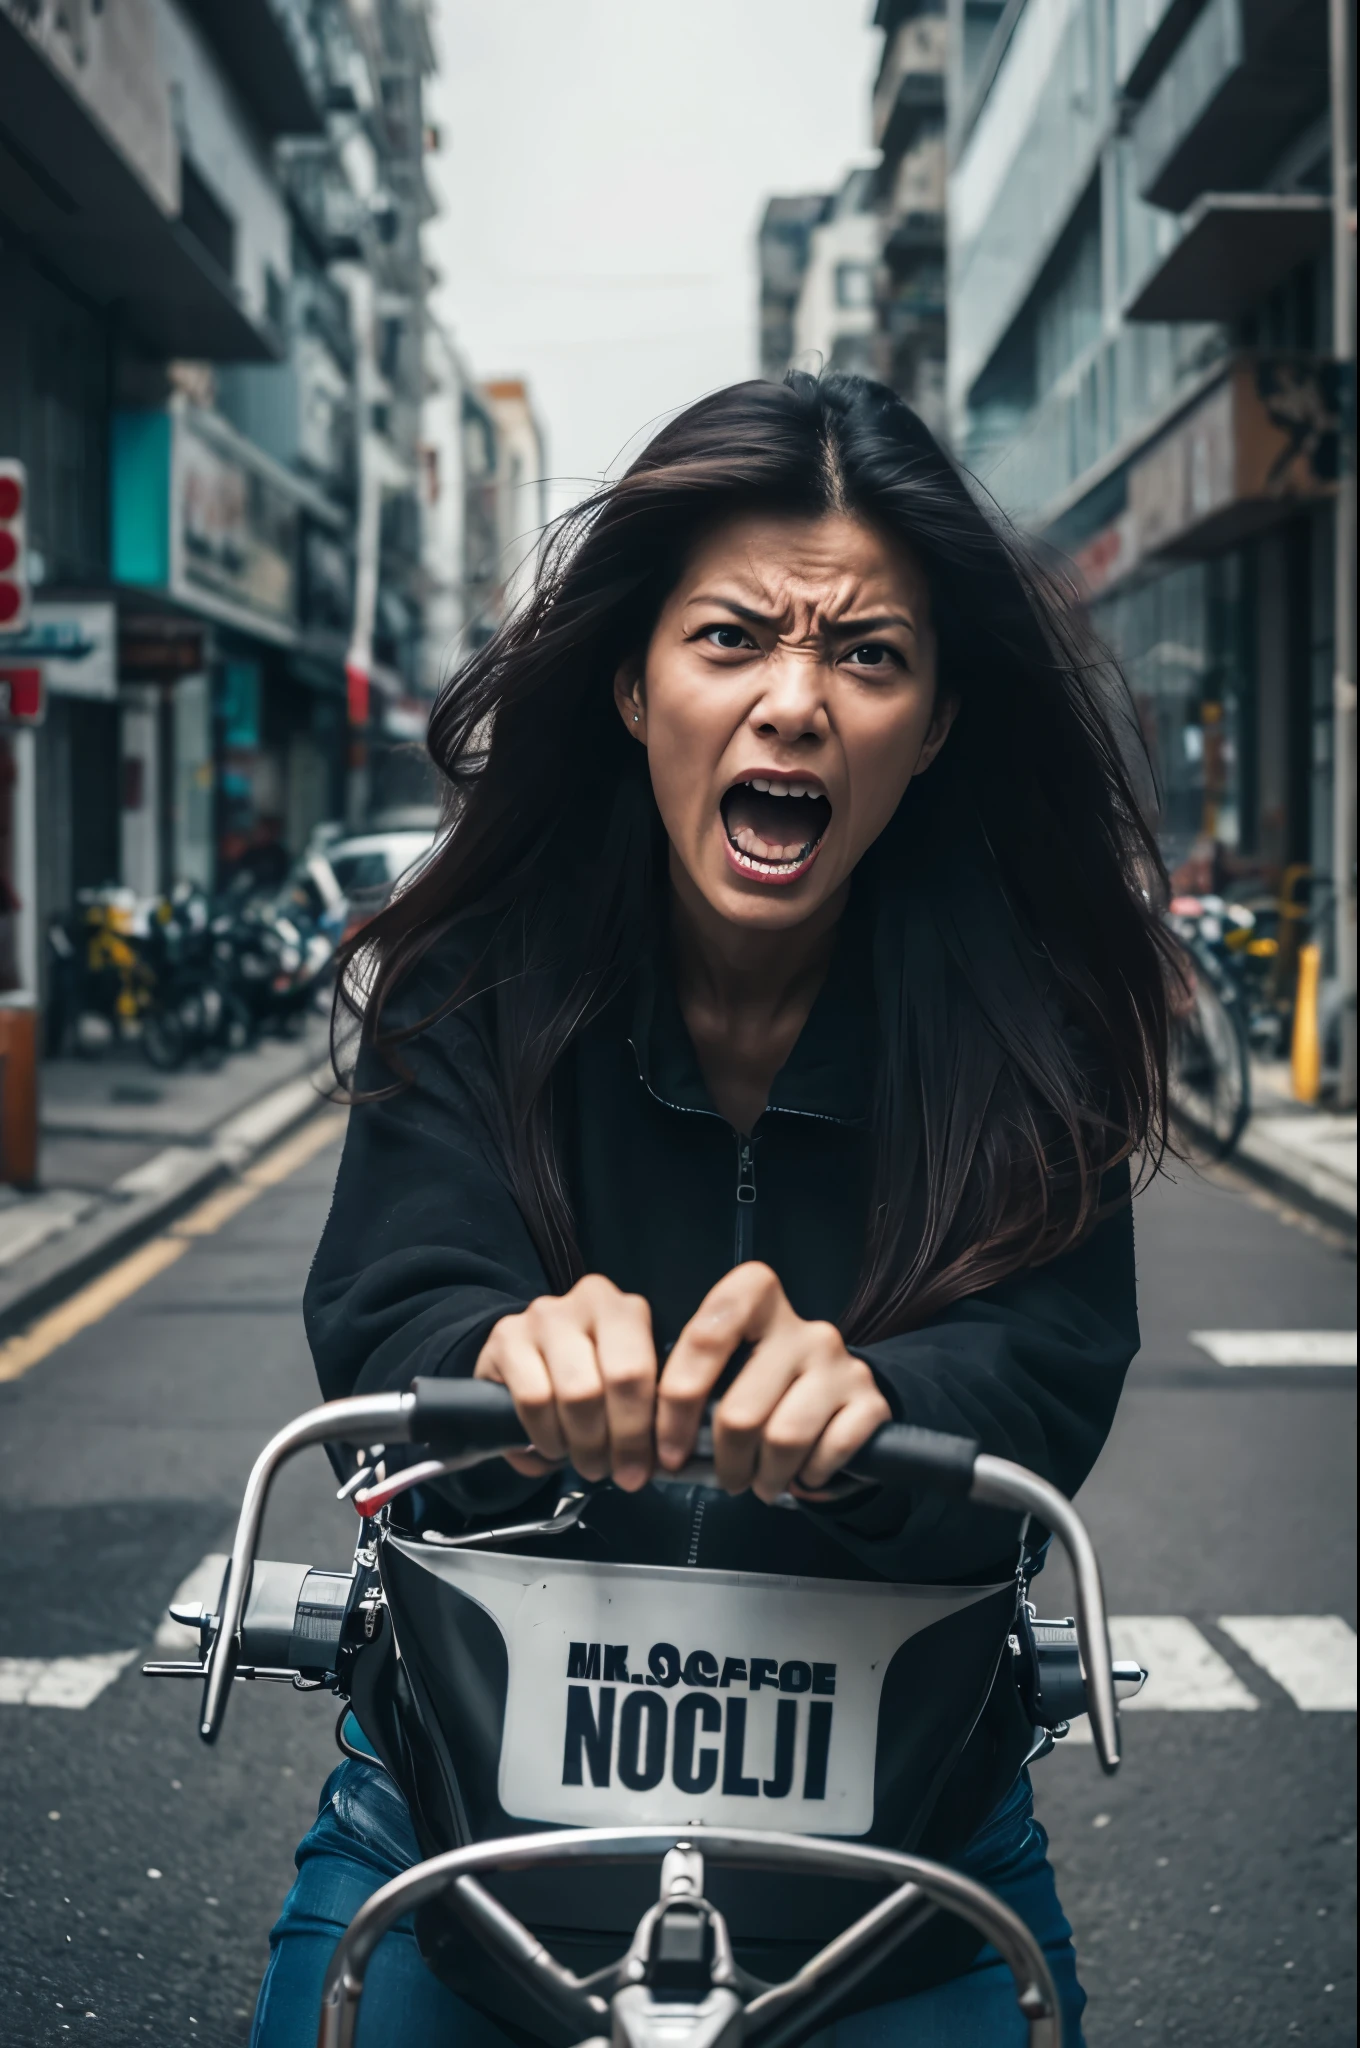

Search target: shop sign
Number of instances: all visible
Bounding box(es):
[1068,356,1341,598]
[0,602,117,699]
[118,617,205,680]
[1128,356,1340,559]
[176,417,298,635]
[0,665,44,724]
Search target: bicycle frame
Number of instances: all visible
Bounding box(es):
[315,1827,1064,2048]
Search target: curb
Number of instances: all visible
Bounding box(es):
[1228,1123,1357,1240]
[0,1063,336,1342]
[1176,1110,1357,1241]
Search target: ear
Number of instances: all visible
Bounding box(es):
[613,661,647,742]
[912,691,958,778]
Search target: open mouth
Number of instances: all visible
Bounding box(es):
[719,777,833,882]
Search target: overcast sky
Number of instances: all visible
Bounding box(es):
[426,1,880,524]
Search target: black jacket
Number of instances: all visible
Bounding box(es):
[305,914,1138,2017]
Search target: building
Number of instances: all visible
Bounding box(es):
[758,1,948,429]
[791,169,882,378]
[480,379,549,616]
[418,331,540,685]
[872,0,948,430]
[758,194,833,381]
[757,173,881,383]
[947,0,1354,1088]
[0,0,485,1010]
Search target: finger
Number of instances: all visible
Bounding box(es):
[657,1263,789,1469]
[588,1290,657,1490]
[476,1319,567,1466]
[534,1316,611,1480]
[710,1333,809,1495]
[795,1385,893,1494]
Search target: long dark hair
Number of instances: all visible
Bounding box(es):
[340,371,1173,1341]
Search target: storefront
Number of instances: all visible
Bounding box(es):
[111,398,351,894]
[1067,353,1339,895]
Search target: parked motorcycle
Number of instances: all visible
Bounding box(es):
[213,855,345,1040]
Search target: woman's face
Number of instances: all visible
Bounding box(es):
[616,510,953,933]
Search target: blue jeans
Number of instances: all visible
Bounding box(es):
[251,1750,1086,2047]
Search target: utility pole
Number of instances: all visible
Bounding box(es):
[1330,0,1357,1105]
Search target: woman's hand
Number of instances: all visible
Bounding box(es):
[656,1263,892,1504]
[474,1275,657,1491]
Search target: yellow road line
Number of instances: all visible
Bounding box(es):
[0,1111,344,1384]
[0,1238,189,1384]
[175,1119,341,1237]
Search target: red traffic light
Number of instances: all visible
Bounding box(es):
[0,459,28,633]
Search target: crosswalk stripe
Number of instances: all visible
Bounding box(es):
[1190,1330,1357,1367]
[1107,1615,1260,1709]
[153,1553,230,1654]
[0,1651,138,1709]
[1218,1615,1358,1711]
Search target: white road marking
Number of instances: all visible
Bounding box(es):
[1107,1616,1260,1709]
[1190,1330,1357,1367]
[153,1553,230,1654]
[1218,1615,1358,1711]
[0,1651,138,1708]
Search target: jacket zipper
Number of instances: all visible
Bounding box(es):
[734,1134,757,1265]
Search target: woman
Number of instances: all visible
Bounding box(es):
[252,371,1170,2046]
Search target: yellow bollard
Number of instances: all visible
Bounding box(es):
[1291,942,1322,1104]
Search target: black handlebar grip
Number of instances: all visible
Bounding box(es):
[408,1377,530,1458]
[843,1421,980,1496]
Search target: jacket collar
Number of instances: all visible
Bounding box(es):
[627,888,876,1129]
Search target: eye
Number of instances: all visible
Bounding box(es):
[842,642,903,672]
[698,623,758,652]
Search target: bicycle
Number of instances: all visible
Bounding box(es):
[146,1380,1147,2048]
[1164,903,1252,1155]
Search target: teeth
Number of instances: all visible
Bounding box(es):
[739,779,825,798]
[731,845,812,874]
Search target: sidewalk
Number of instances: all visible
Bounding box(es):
[0,1017,335,1337]
[1224,1061,1357,1237]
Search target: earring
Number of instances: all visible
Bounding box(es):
[633,712,639,723]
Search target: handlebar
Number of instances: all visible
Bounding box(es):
[195,1378,1119,1773]
[316,1826,1063,2048]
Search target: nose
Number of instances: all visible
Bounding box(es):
[748,646,829,748]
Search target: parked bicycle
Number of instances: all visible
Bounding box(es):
[146,1380,1146,2047]
[1164,900,1252,1155]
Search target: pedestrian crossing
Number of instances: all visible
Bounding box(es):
[0,1650,138,1709]
[1190,1329,1357,1367]
[1053,1612,1356,1745]
[1,1603,1354,1716]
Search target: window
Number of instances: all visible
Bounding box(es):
[330,851,391,893]
[835,262,875,310]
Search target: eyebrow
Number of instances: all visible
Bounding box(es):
[684,594,918,638]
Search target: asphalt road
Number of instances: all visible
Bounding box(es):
[0,1124,1354,2046]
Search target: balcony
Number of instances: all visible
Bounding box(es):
[884,212,946,266]
[180,0,325,137]
[1126,192,1331,322]
[0,12,280,361]
[872,13,946,161]
[1131,0,1328,212]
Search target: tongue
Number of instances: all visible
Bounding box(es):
[723,787,828,863]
